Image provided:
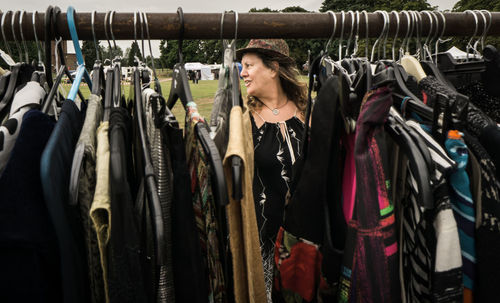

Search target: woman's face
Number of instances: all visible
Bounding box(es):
[240,53,277,98]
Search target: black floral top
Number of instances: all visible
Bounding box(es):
[250,110,304,301]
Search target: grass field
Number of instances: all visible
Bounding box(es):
[62,75,307,127]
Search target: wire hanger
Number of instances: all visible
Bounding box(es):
[400,10,427,82]
[1,11,13,60]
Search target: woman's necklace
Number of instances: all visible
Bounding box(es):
[260,99,289,115]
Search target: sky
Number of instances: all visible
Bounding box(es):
[3,0,457,58]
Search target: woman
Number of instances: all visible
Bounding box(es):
[236,39,307,301]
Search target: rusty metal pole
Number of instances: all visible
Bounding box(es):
[1,12,500,40]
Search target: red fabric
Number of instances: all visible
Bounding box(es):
[274,228,323,302]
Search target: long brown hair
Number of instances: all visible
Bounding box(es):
[246,52,307,116]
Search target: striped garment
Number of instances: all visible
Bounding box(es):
[338,87,400,302]
[402,120,463,302]
[445,131,476,294]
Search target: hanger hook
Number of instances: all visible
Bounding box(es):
[345,11,354,57]
[220,11,226,43]
[413,11,423,60]
[352,11,360,57]
[11,11,23,62]
[473,10,487,52]
[421,11,434,61]
[177,7,185,64]
[362,10,368,58]
[371,10,387,61]
[109,11,118,54]
[1,11,13,58]
[338,11,345,60]
[19,11,29,63]
[381,11,390,60]
[91,11,100,62]
[138,10,145,60]
[400,10,410,57]
[427,11,439,60]
[391,11,400,61]
[464,10,479,60]
[434,11,446,62]
[143,12,158,77]
[233,11,239,42]
[324,11,337,53]
[103,11,112,59]
[480,10,492,49]
[32,10,44,66]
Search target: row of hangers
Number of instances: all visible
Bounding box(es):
[305,9,499,215]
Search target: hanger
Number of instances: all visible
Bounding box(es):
[0,10,34,121]
[434,10,485,87]
[102,11,114,121]
[0,11,14,100]
[167,7,229,207]
[132,66,167,267]
[108,11,125,109]
[18,10,44,85]
[419,11,456,90]
[90,11,104,97]
[400,11,427,83]
[67,6,92,91]
[66,7,92,101]
[221,10,243,200]
[41,6,85,110]
[385,108,434,209]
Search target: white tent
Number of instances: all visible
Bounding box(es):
[184,62,216,80]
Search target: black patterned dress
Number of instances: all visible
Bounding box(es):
[250,110,304,302]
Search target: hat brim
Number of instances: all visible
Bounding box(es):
[236,47,295,64]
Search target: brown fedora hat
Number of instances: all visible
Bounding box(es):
[236,39,294,63]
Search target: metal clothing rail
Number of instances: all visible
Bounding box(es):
[1,11,500,40]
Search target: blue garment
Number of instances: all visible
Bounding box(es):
[0,109,58,302]
[445,132,476,290]
[41,100,88,303]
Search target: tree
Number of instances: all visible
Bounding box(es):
[452,0,500,51]
[81,40,102,70]
[320,0,433,12]
[126,41,143,66]
[0,41,40,69]
[102,45,123,61]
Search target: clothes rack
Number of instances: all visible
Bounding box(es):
[1,11,500,41]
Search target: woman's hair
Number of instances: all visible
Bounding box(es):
[246,52,307,116]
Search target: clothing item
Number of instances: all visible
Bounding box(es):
[478,125,500,181]
[467,150,482,227]
[0,109,58,302]
[463,131,500,302]
[458,80,500,123]
[250,108,304,301]
[338,87,400,303]
[0,81,46,174]
[224,106,267,303]
[185,102,226,303]
[69,94,105,303]
[277,75,345,303]
[40,100,89,303]
[210,43,234,158]
[142,88,175,303]
[401,120,463,302]
[108,107,148,303]
[445,132,475,292]
[161,118,209,303]
[89,121,111,303]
